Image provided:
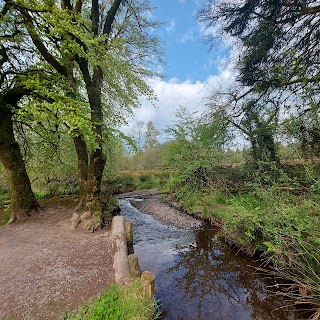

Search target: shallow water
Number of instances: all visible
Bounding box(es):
[119,199,297,320]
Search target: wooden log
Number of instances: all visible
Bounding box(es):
[111,216,131,284]
[111,215,126,234]
[141,271,155,299]
[128,254,141,277]
[125,220,134,255]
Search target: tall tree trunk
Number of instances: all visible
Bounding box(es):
[70,0,123,231]
[70,65,108,231]
[73,135,89,209]
[73,134,106,214]
[86,148,106,213]
[85,68,106,215]
[0,104,39,223]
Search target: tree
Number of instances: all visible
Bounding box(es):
[205,86,280,165]
[198,0,320,92]
[5,0,162,229]
[284,92,320,159]
[130,120,146,150]
[199,0,320,164]
[0,86,40,222]
[144,120,160,149]
[1,0,97,222]
[0,5,50,222]
[164,106,228,188]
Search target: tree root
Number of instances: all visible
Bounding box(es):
[83,218,100,233]
[8,202,42,224]
[70,212,81,230]
[70,211,101,232]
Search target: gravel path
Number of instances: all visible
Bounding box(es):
[119,189,202,229]
[0,197,114,320]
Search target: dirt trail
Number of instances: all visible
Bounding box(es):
[0,196,114,320]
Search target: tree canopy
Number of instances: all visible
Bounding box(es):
[0,0,163,225]
[199,0,320,92]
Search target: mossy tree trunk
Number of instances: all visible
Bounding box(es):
[73,132,106,215]
[71,64,108,230]
[0,99,39,223]
[71,1,123,230]
[74,135,89,209]
[72,131,108,231]
[17,0,123,230]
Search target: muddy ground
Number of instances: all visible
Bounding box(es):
[0,196,114,320]
[0,189,201,320]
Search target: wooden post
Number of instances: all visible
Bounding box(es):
[112,215,126,234]
[111,216,131,284]
[128,254,141,277]
[125,220,134,255]
[141,271,155,299]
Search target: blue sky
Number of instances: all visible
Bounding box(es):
[151,0,229,82]
[124,0,235,138]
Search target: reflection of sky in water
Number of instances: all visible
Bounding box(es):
[120,199,296,320]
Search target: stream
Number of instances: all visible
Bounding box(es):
[119,198,297,320]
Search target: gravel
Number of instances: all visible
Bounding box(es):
[0,197,114,320]
[119,190,202,229]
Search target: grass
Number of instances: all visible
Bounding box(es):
[171,185,320,254]
[105,169,173,194]
[61,280,159,320]
[0,192,11,224]
[167,181,320,319]
[0,191,10,207]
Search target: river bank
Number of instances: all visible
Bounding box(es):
[113,172,320,320]
[119,190,301,320]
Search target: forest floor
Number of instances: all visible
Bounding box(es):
[0,196,114,320]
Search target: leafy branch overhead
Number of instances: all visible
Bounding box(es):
[0,0,163,225]
[199,0,320,92]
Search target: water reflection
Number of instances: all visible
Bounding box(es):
[120,199,296,320]
[164,226,295,320]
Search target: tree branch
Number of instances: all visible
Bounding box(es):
[102,0,123,35]
[74,0,83,14]
[20,8,68,77]
[91,0,99,35]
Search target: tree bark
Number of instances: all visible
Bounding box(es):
[78,0,123,216]
[84,78,106,216]
[85,148,106,214]
[70,66,107,230]
[0,104,39,223]
[73,135,88,209]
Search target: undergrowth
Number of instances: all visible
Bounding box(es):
[166,164,320,319]
[0,192,11,224]
[61,280,159,320]
[105,170,172,194]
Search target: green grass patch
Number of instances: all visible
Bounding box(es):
[105,170,173,194]
[0,192,11,225]
[179,189,320,253]
[0,191,10,208]
[0,208,10,225]
[61,280,159,320]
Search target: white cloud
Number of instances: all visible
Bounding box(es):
[121,60,236,140]
[177,28,195,44]
[165,18,176,33]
